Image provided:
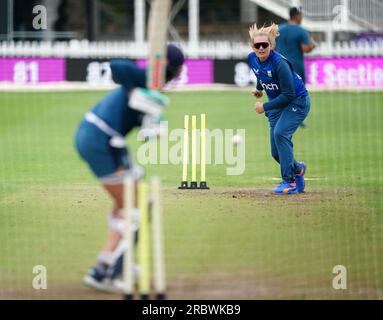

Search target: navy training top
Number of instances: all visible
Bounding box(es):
[91,59,147,136]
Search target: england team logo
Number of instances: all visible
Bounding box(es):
[267,70,272,77]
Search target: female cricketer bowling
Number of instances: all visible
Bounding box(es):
[248,23,309,195]
[74,44,184,292]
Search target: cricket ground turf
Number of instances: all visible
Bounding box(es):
[0,90,382,299]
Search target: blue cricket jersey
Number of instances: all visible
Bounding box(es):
[91,60,147,136]
[247,50,308,112]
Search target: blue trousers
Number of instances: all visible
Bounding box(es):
[267,95,310,182]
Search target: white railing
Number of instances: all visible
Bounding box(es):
[0,40,251,59]
[1,40,383,58]
[309,40,383,56]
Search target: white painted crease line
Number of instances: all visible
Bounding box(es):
[268,177,327,181]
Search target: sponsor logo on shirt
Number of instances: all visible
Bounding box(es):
[252,68,259,75]
[260,80,279,91]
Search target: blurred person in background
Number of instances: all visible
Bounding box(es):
[276,7,317,129]
[276,6,317,84]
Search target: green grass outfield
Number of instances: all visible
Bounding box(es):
[0,90,382,299]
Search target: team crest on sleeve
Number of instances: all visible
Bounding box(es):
[267,70,272,77]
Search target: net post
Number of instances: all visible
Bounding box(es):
[123,176,136,300]
[151,177,166,300]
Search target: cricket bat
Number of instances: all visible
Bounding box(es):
[147,0,171,90]
[129,0,171,118]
